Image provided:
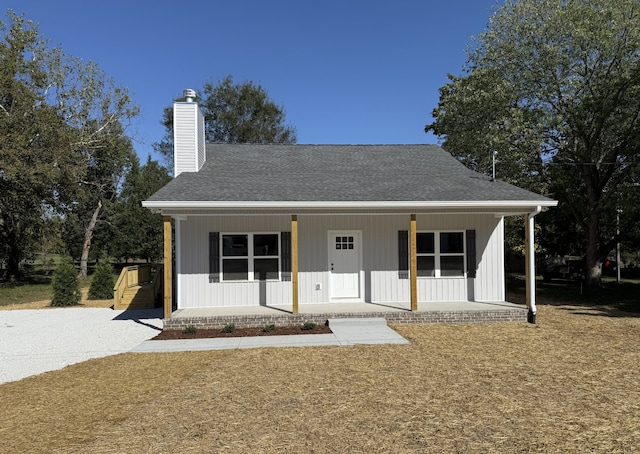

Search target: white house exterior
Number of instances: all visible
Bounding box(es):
[144,96,557,321]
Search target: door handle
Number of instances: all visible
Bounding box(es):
[331,263,334,271]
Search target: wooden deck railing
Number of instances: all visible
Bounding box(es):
[113,264,163,309]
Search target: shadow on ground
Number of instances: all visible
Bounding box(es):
[507,274,640,318]
[112,308,163,331]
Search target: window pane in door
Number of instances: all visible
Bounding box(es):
[223,259,248,280]
[223,235,248,256]
[440,232,464,253]
[440,256,464,276]
[254,234,278,256]
[254,258,278,280]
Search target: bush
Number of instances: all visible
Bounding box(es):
[183,325,197,334]
[51,256,81,307]
[263,324,275,333]
[302,322,316,331]
[88,256,115,300]
[222,323,236,333]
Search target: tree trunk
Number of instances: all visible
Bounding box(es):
[5,220,22,282]
[6,244,21,283]
[584,212,603,288]
[79,200,102,279]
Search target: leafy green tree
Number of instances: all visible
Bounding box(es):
[0,10,138,281]
[112,155,171,263]
[88,255,114,299]
[154,75,296,166]
[75,133,136,278]
[426,0,640,287]
[50,256,80,306]
[0,11,78,280]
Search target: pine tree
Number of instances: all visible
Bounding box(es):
[50,256,81,306]
[88,256,115,299]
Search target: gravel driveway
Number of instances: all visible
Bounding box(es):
[0,307,163,384]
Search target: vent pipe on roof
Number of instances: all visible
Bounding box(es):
[184,89,196,102]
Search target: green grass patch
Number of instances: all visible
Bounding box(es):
[0,282,52,307]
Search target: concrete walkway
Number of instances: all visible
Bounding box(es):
[132,318,409,353]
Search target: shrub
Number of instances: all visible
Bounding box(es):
[183,325,197,334]
[51,256,81,307]
[222,323,236,333]
[88,256,115,300]
[263,324,275,333]
[302,322,316,331]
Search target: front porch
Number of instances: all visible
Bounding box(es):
[163,300,527,330]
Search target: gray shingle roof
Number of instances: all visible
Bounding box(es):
[146,144,554,204]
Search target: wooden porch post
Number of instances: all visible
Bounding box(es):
[163,216,172,319]
[410,214,418,311]
[292,215,299,314]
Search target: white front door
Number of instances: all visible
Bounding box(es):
[329,231,362,299]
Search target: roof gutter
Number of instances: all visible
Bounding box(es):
[142,199,558,212]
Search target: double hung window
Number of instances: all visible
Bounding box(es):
[416,231,465,277]
[221,233,280,281]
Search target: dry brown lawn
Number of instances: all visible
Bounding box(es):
[1,304,639,453]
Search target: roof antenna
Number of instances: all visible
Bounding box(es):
[491,150,497,181]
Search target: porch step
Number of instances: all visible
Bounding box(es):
[327,317,408,345]
[114,285,157,310]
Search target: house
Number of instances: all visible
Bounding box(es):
[143,92,557,323]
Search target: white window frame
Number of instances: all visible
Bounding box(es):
[220,232,281,282]
[416,230,466,278]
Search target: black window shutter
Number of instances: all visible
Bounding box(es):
[281,232,291,281]
[398,230,409,279]
[209,232,220,283]
[466,229,476,278]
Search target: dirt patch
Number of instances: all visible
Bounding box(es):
[153,324,332,340]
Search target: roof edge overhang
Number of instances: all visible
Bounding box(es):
[143,199,558,214]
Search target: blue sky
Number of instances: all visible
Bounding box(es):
[11,1,501,161]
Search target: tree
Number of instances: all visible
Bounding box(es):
[75,133,135,279]
[426,0,640,287]
[88,255,114,299]
[0,11,77,280]
[112,155,171,263]
[50,256,80,306]
[154,75,296,165]
[0,10,138,281]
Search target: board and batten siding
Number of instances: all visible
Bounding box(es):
[414,214,505,303]
[177,216,292,308]
[175,213,505,308]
